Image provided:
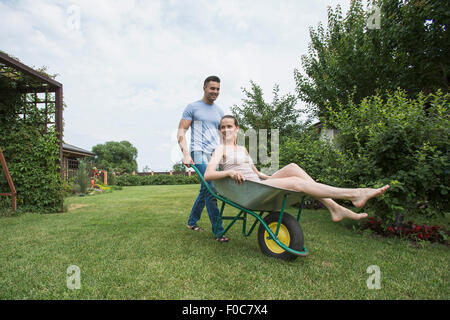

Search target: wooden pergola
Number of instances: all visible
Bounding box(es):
[0,51,64,211]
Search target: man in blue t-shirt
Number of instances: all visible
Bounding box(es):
[177,76,228,242]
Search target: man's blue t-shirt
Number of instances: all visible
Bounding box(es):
[182,100,224,154]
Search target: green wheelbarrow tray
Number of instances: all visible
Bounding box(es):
[190,164,309,260]
[213,176,301,211]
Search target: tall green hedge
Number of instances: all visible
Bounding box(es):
[116,174,200,186]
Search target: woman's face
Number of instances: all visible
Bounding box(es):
[219,118,239,143]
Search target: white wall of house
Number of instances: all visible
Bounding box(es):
[319,128,338,143]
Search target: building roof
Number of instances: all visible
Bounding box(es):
[62,143,95,157]
[0,51,62,92]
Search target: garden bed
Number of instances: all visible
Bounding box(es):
[360,216,449,246]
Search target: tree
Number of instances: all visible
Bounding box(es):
[231,81,301,143]
[231,81,301,173]
[295,0,449,120]
[172,161,186,173]
[91,141,138,174]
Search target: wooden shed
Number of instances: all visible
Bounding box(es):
[62,143,95,179]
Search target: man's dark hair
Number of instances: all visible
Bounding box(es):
[204,76,220,87]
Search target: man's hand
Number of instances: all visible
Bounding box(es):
[183,154,194,167]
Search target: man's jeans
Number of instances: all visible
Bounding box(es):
[187,151,224,237]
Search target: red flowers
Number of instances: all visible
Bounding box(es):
[363,217,447,244]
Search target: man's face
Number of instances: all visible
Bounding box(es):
[203,81,220,104]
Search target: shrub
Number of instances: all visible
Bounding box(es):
[279,125,349,187]
[107,171,117,185]
[76,162,90,194]
[324,89,449,221]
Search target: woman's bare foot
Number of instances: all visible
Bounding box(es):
[330,205,368,222]
[352,185,390,208]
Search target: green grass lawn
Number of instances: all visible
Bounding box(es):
[0,184,448,299]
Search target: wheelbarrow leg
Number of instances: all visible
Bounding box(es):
[267,194,288,241]
[274,194,288,238]
[242,211,265,237]
[218,210,244,237]
[297,196,306,222]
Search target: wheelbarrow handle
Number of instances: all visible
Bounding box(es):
[188,164,219,198]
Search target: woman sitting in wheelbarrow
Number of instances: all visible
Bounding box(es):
[204,115,390,222]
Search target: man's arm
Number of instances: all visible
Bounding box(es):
[178,119,193,167]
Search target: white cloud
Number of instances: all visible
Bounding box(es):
[1,0,351,171]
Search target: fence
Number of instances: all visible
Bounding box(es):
[135,171,197,177]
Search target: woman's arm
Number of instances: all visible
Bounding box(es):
[251,164,270,180]
[204,145,245,183]
[244,148,270,180]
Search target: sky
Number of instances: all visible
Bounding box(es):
[0,0,356,171]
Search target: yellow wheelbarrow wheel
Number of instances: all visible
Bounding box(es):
[257,212,304,261]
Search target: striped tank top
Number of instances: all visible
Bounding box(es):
[219,146,262,182]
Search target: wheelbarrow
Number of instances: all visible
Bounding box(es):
[190,164,308,261]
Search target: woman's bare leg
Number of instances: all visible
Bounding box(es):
[267,164,368,221]
[262,175,389,208]
[262,163,389,221]
[268,163,336,210]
